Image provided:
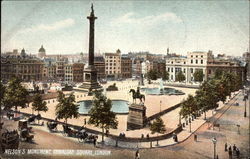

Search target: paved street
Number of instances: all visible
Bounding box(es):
[1,88,249,159]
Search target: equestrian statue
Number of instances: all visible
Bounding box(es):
[129,87,145,104]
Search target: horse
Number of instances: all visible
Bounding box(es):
[129,89,145,103]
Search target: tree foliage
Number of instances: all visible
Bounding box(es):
[147,69,158,80]
[175,71,186,82]
[32,93,48,114]
[55,91,79,123]
[180,71,243,121]
[88,91,118,142]
[193,69,204,82]
[2,77,28,110]
[150,117,166,134]
[162,70,169,81]
[0,81,5,106]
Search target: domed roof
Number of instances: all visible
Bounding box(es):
[39,45,46,52]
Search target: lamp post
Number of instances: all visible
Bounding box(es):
[212,137,217,159]
[160,100,162,112]
[236,124,240,134]
[244,94,247,117]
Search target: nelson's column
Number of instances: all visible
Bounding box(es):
[76,4,102,92]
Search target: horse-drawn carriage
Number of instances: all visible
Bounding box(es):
[18,119,32,132]
[18,119,34,142]
[47,121,58,132]
[62,125,78,137]
[6,112,14,119]
[62,125,98,143]
[20,129,34,142]
[27,114,42,124]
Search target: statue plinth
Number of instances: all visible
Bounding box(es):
[127,103,147,130]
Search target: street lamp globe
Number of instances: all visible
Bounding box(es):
[212,137,217,144]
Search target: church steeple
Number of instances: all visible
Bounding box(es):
[21,48,26,57]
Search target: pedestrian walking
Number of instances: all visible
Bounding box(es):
[93,137,97,147]
[228,146,232,159]
[135,149,140,159]
[84,118,87,125]
[236,148,240,158]
[141,134,144,139]
[225,143,228,151]
[233,144,237,153]
[194,134,197,142]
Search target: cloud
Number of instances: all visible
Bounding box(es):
[18,18,75,34]
[111,12,182,26]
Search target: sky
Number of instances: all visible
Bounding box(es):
[1,0,249,56]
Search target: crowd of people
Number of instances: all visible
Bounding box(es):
[225,143,240,158]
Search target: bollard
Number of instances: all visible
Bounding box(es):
[115,139,118,147]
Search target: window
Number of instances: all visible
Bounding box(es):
[196,60,198,64]
[171,61,173,64]
[171,68,173,72]
[201,60,203,64]
[191,60,193,64]
[196,55,198,58]
[168,68,170,72]
[184,62,186,64]
[191,68,193,73]
[183,68,186,73]
[201,55,203,58]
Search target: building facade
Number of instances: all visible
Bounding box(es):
[206,59,246,81]
[121,57,132,78]
[72,63,85,83]
[243,52,250,80]
[94,56,105,80]
[55,55,68,81]
[64,64,73,83]
[166,51,213,82]
[104,49,121,79]
[1,49,44,82]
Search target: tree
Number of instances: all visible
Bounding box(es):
[150,117,166,145]
[234,73,243,91]
[2,77,28,112]
[0,81,5,104]
[193,69,204,82]
[175,71,186,82]
[32,93,48,115]
[162,70,169,81]
[179,95,198,132]
[88,91,118,142]
[147,70,158,80]
[0,81,6,124]
[55,91,79,123]
[214,69,224,79]
[202,80,220,112]
[195,88,210,119]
